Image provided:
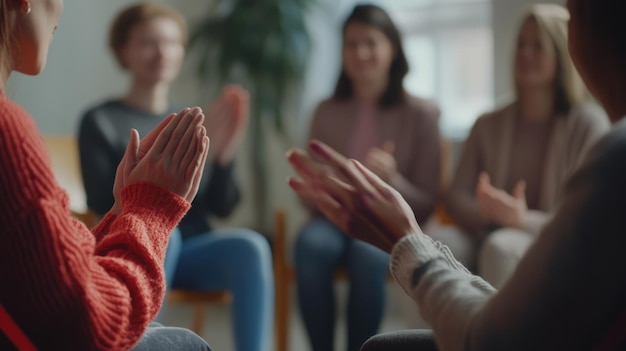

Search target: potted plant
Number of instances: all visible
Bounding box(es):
[189,0,315,234]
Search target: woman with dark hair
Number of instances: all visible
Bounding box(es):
[287,0,626,349]
[294,4,441,351]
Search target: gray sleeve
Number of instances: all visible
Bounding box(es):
[392,128,626,351]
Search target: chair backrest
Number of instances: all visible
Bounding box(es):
[42,135,97,227]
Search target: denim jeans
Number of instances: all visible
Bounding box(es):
[159,228,274,351]
[132,322,211,351]
[295,218,390,351]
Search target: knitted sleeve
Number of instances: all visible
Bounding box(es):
[0,99,190,350]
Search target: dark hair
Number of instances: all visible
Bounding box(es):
[109,2,188,68]
[333,4,409,108]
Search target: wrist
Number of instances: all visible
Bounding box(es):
[110,202,121,216]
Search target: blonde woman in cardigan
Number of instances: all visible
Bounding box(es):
[434,4,609,289]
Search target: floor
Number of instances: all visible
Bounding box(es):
[160,281,428,351]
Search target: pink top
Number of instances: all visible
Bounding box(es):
[347,101,380,162]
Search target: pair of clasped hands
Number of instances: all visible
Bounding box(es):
[110,107,209,214]
[109,86,249,214]
[287,141,418,254]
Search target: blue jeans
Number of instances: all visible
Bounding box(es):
[295,219,390,351]
[159,228,274,351]
[133,322,211,351]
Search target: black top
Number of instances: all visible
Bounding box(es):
[78,100,240,238]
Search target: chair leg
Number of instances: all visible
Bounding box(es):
[191,303,205,336]
[273,209,290,351]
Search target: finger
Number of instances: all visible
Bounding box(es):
[352,160,397,201]
[308,140,376,194]
[513,180,526,200]
[123,129,140,177]
[150,108,191,155]
[139,112,177,158]
[162,107,203,162]
[169,109,204,169]
[286,148,332,184]
[320,174,358,210]
[179,124,204,179]
[382,140,396,154]
[186,135,210,202]
[478,172,491,186]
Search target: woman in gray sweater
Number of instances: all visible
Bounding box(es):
[286,0,626,349]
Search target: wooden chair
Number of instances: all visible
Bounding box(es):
[42,135,231,335]
[272,138,454,351]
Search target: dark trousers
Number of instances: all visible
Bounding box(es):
[360,330,438,351]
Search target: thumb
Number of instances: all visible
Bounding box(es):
[124,129,140,175]
[513,180,526,200]
[382,140,396,154]
[479,172,491,185]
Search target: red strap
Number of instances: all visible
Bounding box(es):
[593,310,626,351]
[0,305,37,351]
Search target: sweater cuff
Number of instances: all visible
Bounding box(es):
[120,182,190,227]
[92,212,117,241]
[390,234,443,296]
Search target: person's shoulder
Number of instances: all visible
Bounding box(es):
[80,99,122,121]
[403,94,440,120]
[0,96,37,135]
[566,102,611,128]
[469,103,515,134]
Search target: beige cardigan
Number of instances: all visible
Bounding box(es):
[445,102,610,236]
[391,117,626,351]
[308,96,441,224]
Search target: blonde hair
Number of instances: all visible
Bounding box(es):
[109,2,188,68]
[516,4,590,113]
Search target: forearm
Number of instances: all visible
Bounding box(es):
[2,183,189,350]
[390,234,495,351]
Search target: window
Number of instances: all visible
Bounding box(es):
[388,0,493,140]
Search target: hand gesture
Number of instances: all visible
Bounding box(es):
[287,140,421,253]
[476,172,528,229]
[111,107,210,214]
[364,140,397,183]
[203,85,249,165]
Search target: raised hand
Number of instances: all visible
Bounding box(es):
[287,140,421,253]
[476,172,528,229]
[111,107,210,215]
[364,140,397,183]
[203,85,249,165]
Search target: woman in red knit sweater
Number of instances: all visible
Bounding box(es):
[0,0,212,350]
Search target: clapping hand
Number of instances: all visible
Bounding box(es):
[287,140,421,253]
[111,107,210,214]
[203,85,249,165]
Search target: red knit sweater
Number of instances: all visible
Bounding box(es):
[0,95,190,350]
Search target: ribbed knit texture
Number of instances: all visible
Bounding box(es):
[0,95,190,350]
